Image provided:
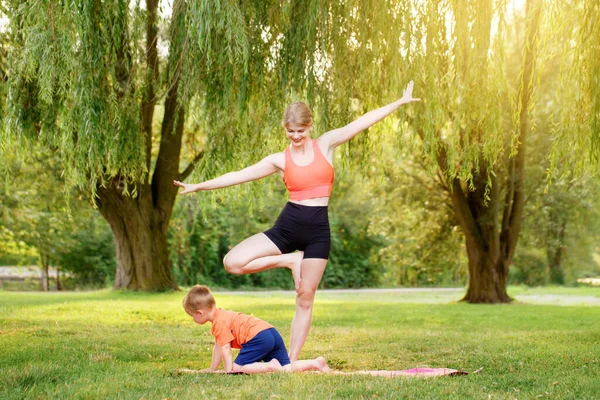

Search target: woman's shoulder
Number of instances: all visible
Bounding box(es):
[316,133,336,150]
[315,136,334,164]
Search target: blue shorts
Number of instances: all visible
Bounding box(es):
[234,328,290,367]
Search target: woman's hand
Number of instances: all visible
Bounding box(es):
[319,79,421,149]
[400,80,421,104]
[173,180,198,195]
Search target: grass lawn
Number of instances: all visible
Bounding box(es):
[1,287,599,399]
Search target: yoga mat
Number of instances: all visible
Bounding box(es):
[176,367,468,377]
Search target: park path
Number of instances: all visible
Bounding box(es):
[218,287,600,306]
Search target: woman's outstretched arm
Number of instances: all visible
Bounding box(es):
[320,80,420,149]
[173,153,281,195]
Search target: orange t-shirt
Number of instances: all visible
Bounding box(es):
[211,308,273,349]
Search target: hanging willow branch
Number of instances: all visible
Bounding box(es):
[1,0,597,198]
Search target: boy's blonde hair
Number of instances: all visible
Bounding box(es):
[282,102,313,128]
[182,285,216,313]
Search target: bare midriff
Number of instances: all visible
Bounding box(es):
[289,197,329,207]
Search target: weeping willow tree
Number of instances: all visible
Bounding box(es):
[0,0,351,290]
[318,0,543,303]
[0,0,255,290]
[407,0,600,302]
[1,0,597,296]
[410,0,544,303]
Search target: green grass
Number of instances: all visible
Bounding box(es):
[1,287,599,399]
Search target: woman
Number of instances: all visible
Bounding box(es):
[173,81,420,361]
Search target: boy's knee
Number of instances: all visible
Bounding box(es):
[232,363,244,373]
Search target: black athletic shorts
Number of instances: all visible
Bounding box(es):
[264,202,330,260]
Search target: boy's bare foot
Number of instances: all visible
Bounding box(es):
[316,357,331,372]
[267,358,282,373]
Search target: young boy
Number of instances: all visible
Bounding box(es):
[182,285,330,374]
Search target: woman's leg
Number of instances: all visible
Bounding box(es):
[288,258,327,362]
[223,233,303,290]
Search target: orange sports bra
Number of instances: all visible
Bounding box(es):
[283,140,334,201]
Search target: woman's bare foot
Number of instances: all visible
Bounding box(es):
[287,252,303,291]
[316,356,331,372]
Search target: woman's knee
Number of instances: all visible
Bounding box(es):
[296,288,316,310]
[223,253,244,274]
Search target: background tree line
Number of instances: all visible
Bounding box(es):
[1,138,598,290]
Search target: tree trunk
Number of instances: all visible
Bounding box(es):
[56,266,62,291]
[463,237,511,303]
[97,181,178,291]
[547,220,566,285]
[40,253,49,292]
[177,243,190,286]
[448,171,512,304]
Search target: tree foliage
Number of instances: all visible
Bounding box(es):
[516,175,600,285]
[0,146,106,289]
[365,134,466,287]
[59,221,116,288]
[548,0,600,172]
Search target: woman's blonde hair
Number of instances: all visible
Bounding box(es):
[282,102,313,128]
[182,285,216,313]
